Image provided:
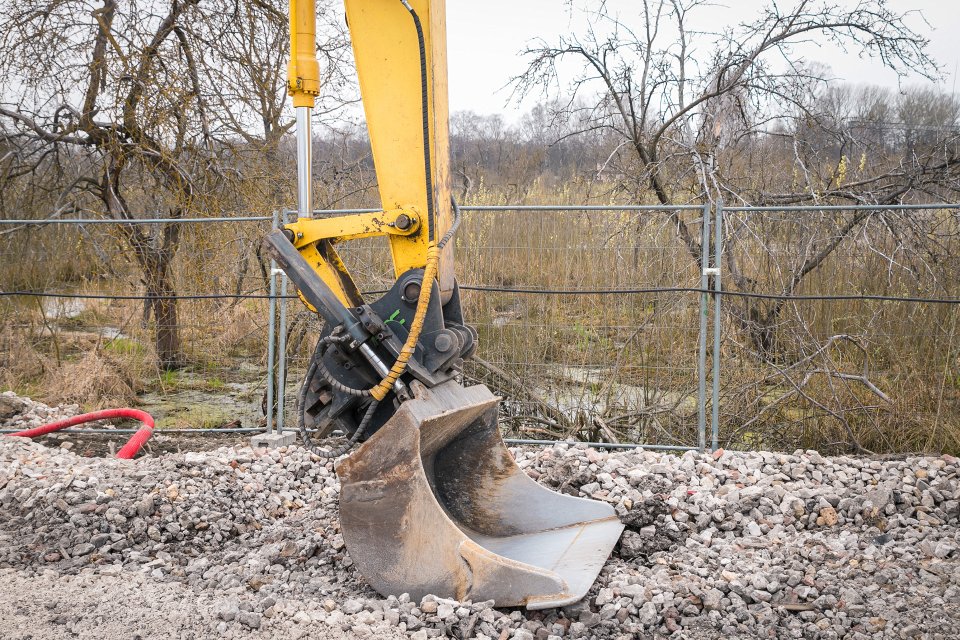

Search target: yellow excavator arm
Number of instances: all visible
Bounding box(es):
[284,0,454,306]
[264,0,624,610]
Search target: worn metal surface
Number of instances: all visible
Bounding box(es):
[336,380,624,609]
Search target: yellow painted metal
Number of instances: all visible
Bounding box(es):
[284,0,455,310]
[287,210,421,247]
[285,209,422,310]
[294,240,364,314]
[343,0,455,297]
[288,0,320,107]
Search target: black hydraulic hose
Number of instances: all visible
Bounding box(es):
[399,0,435,243]
[295,201,462,456]
[297,191,462,455]
[298,348,380,459]
[297,358,318,434]
[298,4,453,456]
[314,335,372,398]
[439,196,462,250]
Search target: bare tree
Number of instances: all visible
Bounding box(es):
[512,0,960,451]
[199,0,354,149]
[513,1,959,332]
[0,0,221,368]
[0,0,354,368]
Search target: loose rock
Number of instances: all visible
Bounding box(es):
[1,396,959,639]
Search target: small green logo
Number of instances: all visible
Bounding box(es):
[386,309,406,326]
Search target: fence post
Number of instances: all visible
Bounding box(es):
[275,211,291,435]
[265,210,279,436]
[711,200,724,451]
[697,202,711,453]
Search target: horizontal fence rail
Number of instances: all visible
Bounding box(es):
[5,288,960,304]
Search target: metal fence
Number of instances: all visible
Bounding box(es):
[3,202,959,454]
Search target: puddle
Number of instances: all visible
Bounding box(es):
[99,327,127,340]
[42,297,86,320]
[539,365,696,417]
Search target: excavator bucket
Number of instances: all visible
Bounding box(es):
[336,380,624,609]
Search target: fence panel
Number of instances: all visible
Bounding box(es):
[715,204,960,454]
[1,216,276,432]
[275,205,708,450]
[3,203,959,455]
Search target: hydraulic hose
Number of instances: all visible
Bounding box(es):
[297,354,380,459]
[9,408,156,459]
[360,203,461,402]
[368,246,438,401]
[399,0,435,243]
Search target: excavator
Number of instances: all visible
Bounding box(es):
[264,0,624,609]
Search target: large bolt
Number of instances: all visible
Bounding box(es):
[395,213,413,230]
[402,281,421,302]
[434,332,454,353]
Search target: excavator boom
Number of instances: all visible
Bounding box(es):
[267,0,624,609]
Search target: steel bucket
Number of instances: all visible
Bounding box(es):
[336,380,624,609]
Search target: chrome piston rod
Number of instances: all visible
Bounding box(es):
[296,106,313,218]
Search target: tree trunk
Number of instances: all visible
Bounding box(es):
[145,255,183,370]
[119,217,185,370]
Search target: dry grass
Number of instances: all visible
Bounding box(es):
[0,324,51,392]
[41,351,140,409]
[205,302,271,358]
[0,312,146,409]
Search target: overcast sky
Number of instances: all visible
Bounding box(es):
[446,0,960,122]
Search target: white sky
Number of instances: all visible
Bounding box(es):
[446,0,960,122]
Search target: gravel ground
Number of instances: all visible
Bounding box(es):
[1,393,959,639]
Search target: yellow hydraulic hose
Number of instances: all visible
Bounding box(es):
[368,1,443,403]
[368,245,438,401]
[287,0,443,405]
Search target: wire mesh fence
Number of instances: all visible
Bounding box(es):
[3,202,960,454]
[1,216,278,431]
[715,203,960,454]
[278,205,708,450]
[456,206,705,449]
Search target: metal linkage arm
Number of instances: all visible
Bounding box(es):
[285,0,454,304]
[264,230,368,344]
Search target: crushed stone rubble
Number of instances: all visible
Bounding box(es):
[0,427,958,638]
[0,391,81,431]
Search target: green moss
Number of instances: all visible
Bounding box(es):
[205,376,226,391]
[103,338,146,356]
[155,405,236,430]
[158,369,179,388]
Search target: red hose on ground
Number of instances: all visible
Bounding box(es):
[10,408,155,459]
